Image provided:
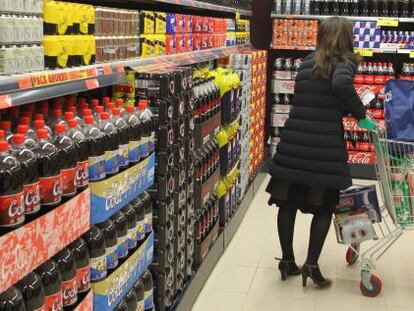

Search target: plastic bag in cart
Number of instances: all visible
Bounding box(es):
[334,212,377,245]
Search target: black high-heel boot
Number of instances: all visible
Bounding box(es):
[301,264,332,288]
[275,258,302,281]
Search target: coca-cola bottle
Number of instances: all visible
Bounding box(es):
[350,0,359,15]
[124,288,138,311]
[370,0,380,16]
[111,108,130,169]
[98,112,120,176]
[10,134,40,220]
[36,259,63,311]
[341,0,350,14]
[359,132,371,152]
[387,62,395,81]
[133,279,145,311]
[0,287,26,311]
[389,0,399,16]
[331,0,340,14]
[15,272,46,311]
[16,125,36,150]
[33,129,62,208]
[124,204,138,251]
[97,219,119,273]
[365,62,375,84]
[354,62,365,84]
[83,226,107,282]
[53,248,78,309]
[0,140,25,232]
[374,63,386,84]
[142,270,153,311]
[131,196,146,245]
[140,192,153,236]
[66,119,89,191]
[0,121,13,143]
[69,238,90,297]
[400,0,410,17]
[54,124,77,199]
[111,211,129,262]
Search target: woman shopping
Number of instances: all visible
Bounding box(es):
[266,16,375,288]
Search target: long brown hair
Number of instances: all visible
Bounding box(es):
[312,17,358,79]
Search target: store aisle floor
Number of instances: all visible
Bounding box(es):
[191,176,414,311]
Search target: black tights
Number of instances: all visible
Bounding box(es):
[277,207,332,265]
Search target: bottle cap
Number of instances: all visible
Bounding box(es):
[37,129,48,139]
[116,99,124,107]
[100,112,110,120]
[53,109,63,118]
[0,140,9,152]
[64,112,74,121]
[17,125,28,134]
[19,117,30,125]
[95,106,104,114]
[106,103,115,110]
[0,121,11,130]
[54,124,66,134]
[126,106,135,113]
[84,115,94,124]
[33,120,45,129]
[34,113,44,121]
[102,97,111,104]
[80,103,89,110]
[68,119,78,128]
[138,100,148,110]
[12,134,25,145]
[112,108,121,116]
[90,99,99,107]
[68,106,77,113]
[82,109,92,116]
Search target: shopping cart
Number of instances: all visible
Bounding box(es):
[335,122,414,297]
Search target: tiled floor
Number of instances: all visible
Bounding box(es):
[191,176,414,311]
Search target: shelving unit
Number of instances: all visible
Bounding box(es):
[0,44,250,110]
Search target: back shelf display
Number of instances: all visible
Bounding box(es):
[270,57,387,165]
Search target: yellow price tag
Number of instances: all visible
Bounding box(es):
[235,10,240,20]
[355,48,374,57]
[410,51,414,58]
[377,18,399,27]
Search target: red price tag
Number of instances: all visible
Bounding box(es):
[18,77,33,89]
[103,65,113,75]
[85,78,99,90]
[0,95,12,109]
[117,64,125,73]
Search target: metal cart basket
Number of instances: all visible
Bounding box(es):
[335,124,414,297]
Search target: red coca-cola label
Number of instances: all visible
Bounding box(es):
[75,161,89,188]
[354,74,364,84]
[23,181,41,214]
[61,167,77,197]
[374,75,385,85]
[359,142,371,152]
[348,152,376,165]
[45,290,62,311]
[76,265,91,293]
[62,277,77,307]
[39,175,62,206]
[0,192,25,228]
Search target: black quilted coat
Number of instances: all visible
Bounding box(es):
[269,54,366,190]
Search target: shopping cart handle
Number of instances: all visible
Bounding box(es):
[358,118,376,131]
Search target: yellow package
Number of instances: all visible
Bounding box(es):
[43,1,68,35]
[140,11,155,34]
[154,35,166,56]
[79,4,89,35]
[86,5,96,35]
[43,35,72,68]
[140,35,155,58]
[155,12,166,34]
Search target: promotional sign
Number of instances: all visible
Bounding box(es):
[0,189,91,293]
[93,233,154,310]
[90,154,155,224]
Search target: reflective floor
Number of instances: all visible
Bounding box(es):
[192,176,414,311]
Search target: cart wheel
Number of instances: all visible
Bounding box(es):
[360,275,382,297]
[345,244,359,265]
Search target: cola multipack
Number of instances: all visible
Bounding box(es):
[0,95,156,234]
[275,0,412,17]
[135,67,195,311]
[273,57,303,80]
[0,237,90,311]
[354,62,395,85]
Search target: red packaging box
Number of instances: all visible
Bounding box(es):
[183,15,192,33]
[175,34,184,53]
[193,33,201,50]
[176,14,183,33]
[193,16,202,33]
[184,33,193,52]
[166,34,176,55]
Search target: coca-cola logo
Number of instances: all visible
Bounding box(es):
[53,181,62,197]
[349,152,375,165]
[76,165,88,183]
[51,298,62,311]
[169,80,175,95]
[167,105,173,119]
[8,195,25,218]
[25,184,40,208]
[81,269,90,287]
[106,181,123,211]
[385,90,393,103]
[62,282,77,301]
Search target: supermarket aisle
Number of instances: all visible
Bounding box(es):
[192,176,414,311]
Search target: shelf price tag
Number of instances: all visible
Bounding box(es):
[117,64,125,73]
[355,48,373,57]
[235,10,240,20]
[377,18,399,27]
[17,77,33,89]
[102,65,113,75]
[409,51,414,58]
[85,78,99,90]
[0,95,12,109]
